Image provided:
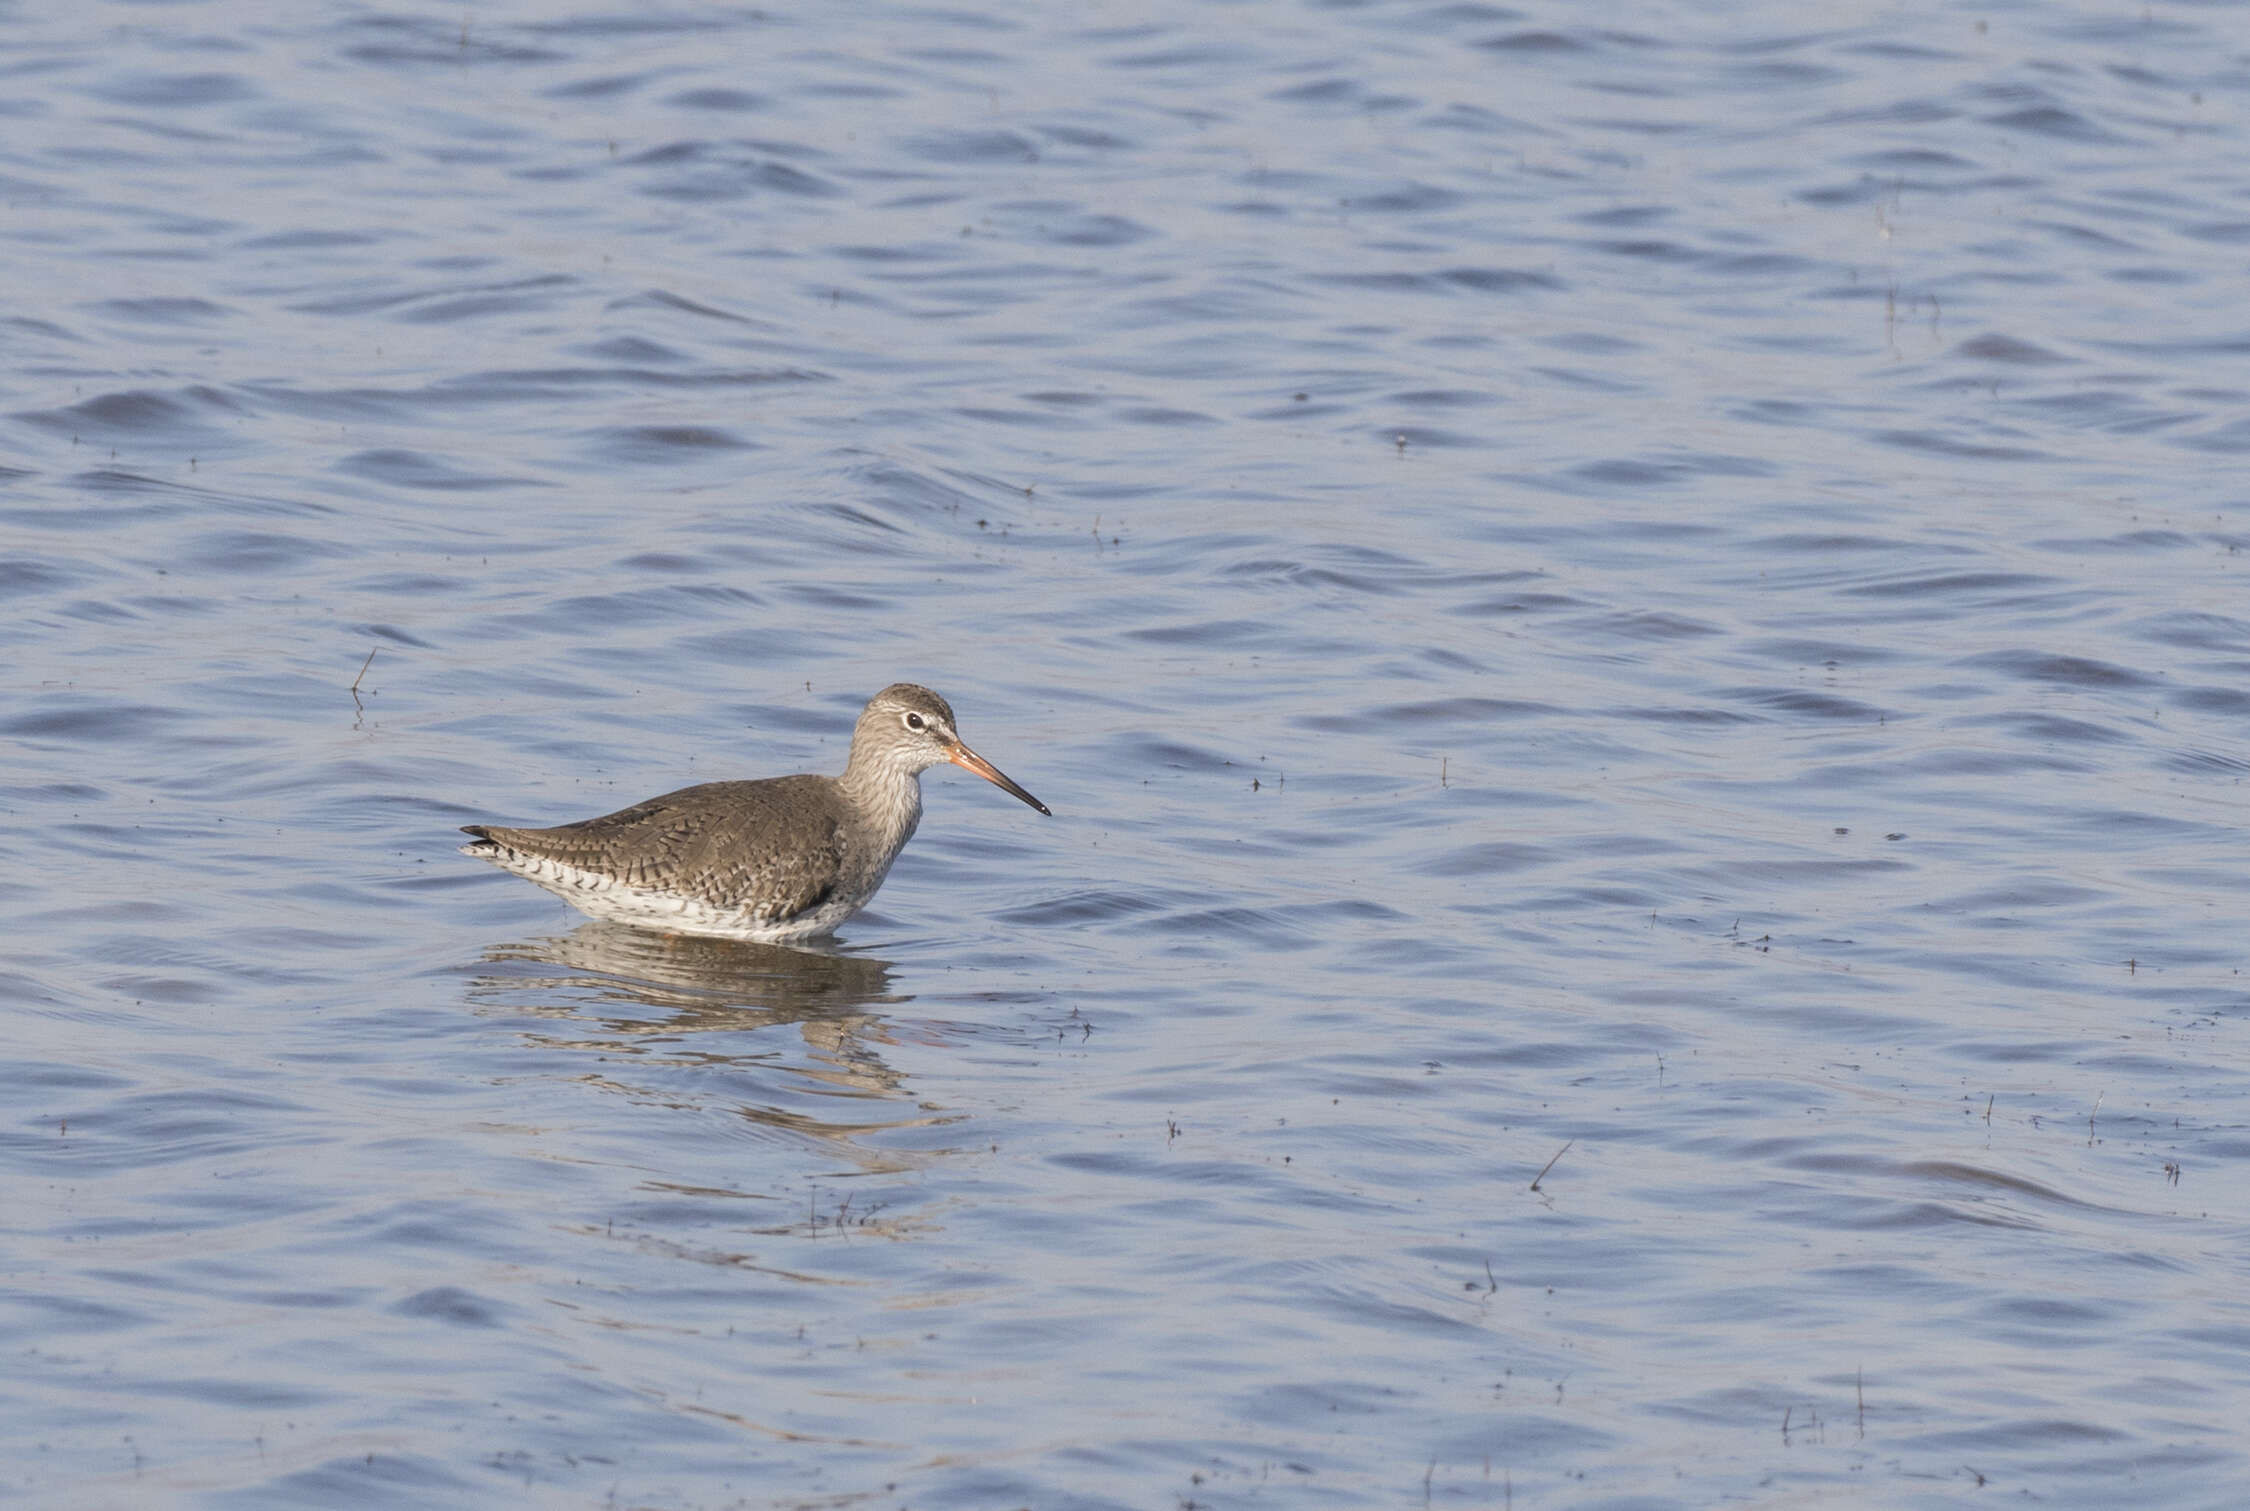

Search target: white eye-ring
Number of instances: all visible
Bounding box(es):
[903,711,928,732]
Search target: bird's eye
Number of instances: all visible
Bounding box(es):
[904,711,927,731]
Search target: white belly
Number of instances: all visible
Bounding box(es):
[490,851,871,943]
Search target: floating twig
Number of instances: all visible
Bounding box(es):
[1529,1140,1574,1192]
[349,647,378,711]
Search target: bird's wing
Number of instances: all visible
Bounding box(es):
[467,778,846,923]
[671,781,847,923]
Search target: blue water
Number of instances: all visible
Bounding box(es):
[6,1,2249,1506]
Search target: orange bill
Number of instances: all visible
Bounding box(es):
[948,742,1051,815]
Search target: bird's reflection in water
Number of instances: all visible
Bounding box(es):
[469,921,958,1174]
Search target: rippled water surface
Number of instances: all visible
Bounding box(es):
[8,1,2250,1506]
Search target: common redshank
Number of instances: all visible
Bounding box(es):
[460,684,1049,941]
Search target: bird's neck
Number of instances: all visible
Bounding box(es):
[836,757,924,855]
